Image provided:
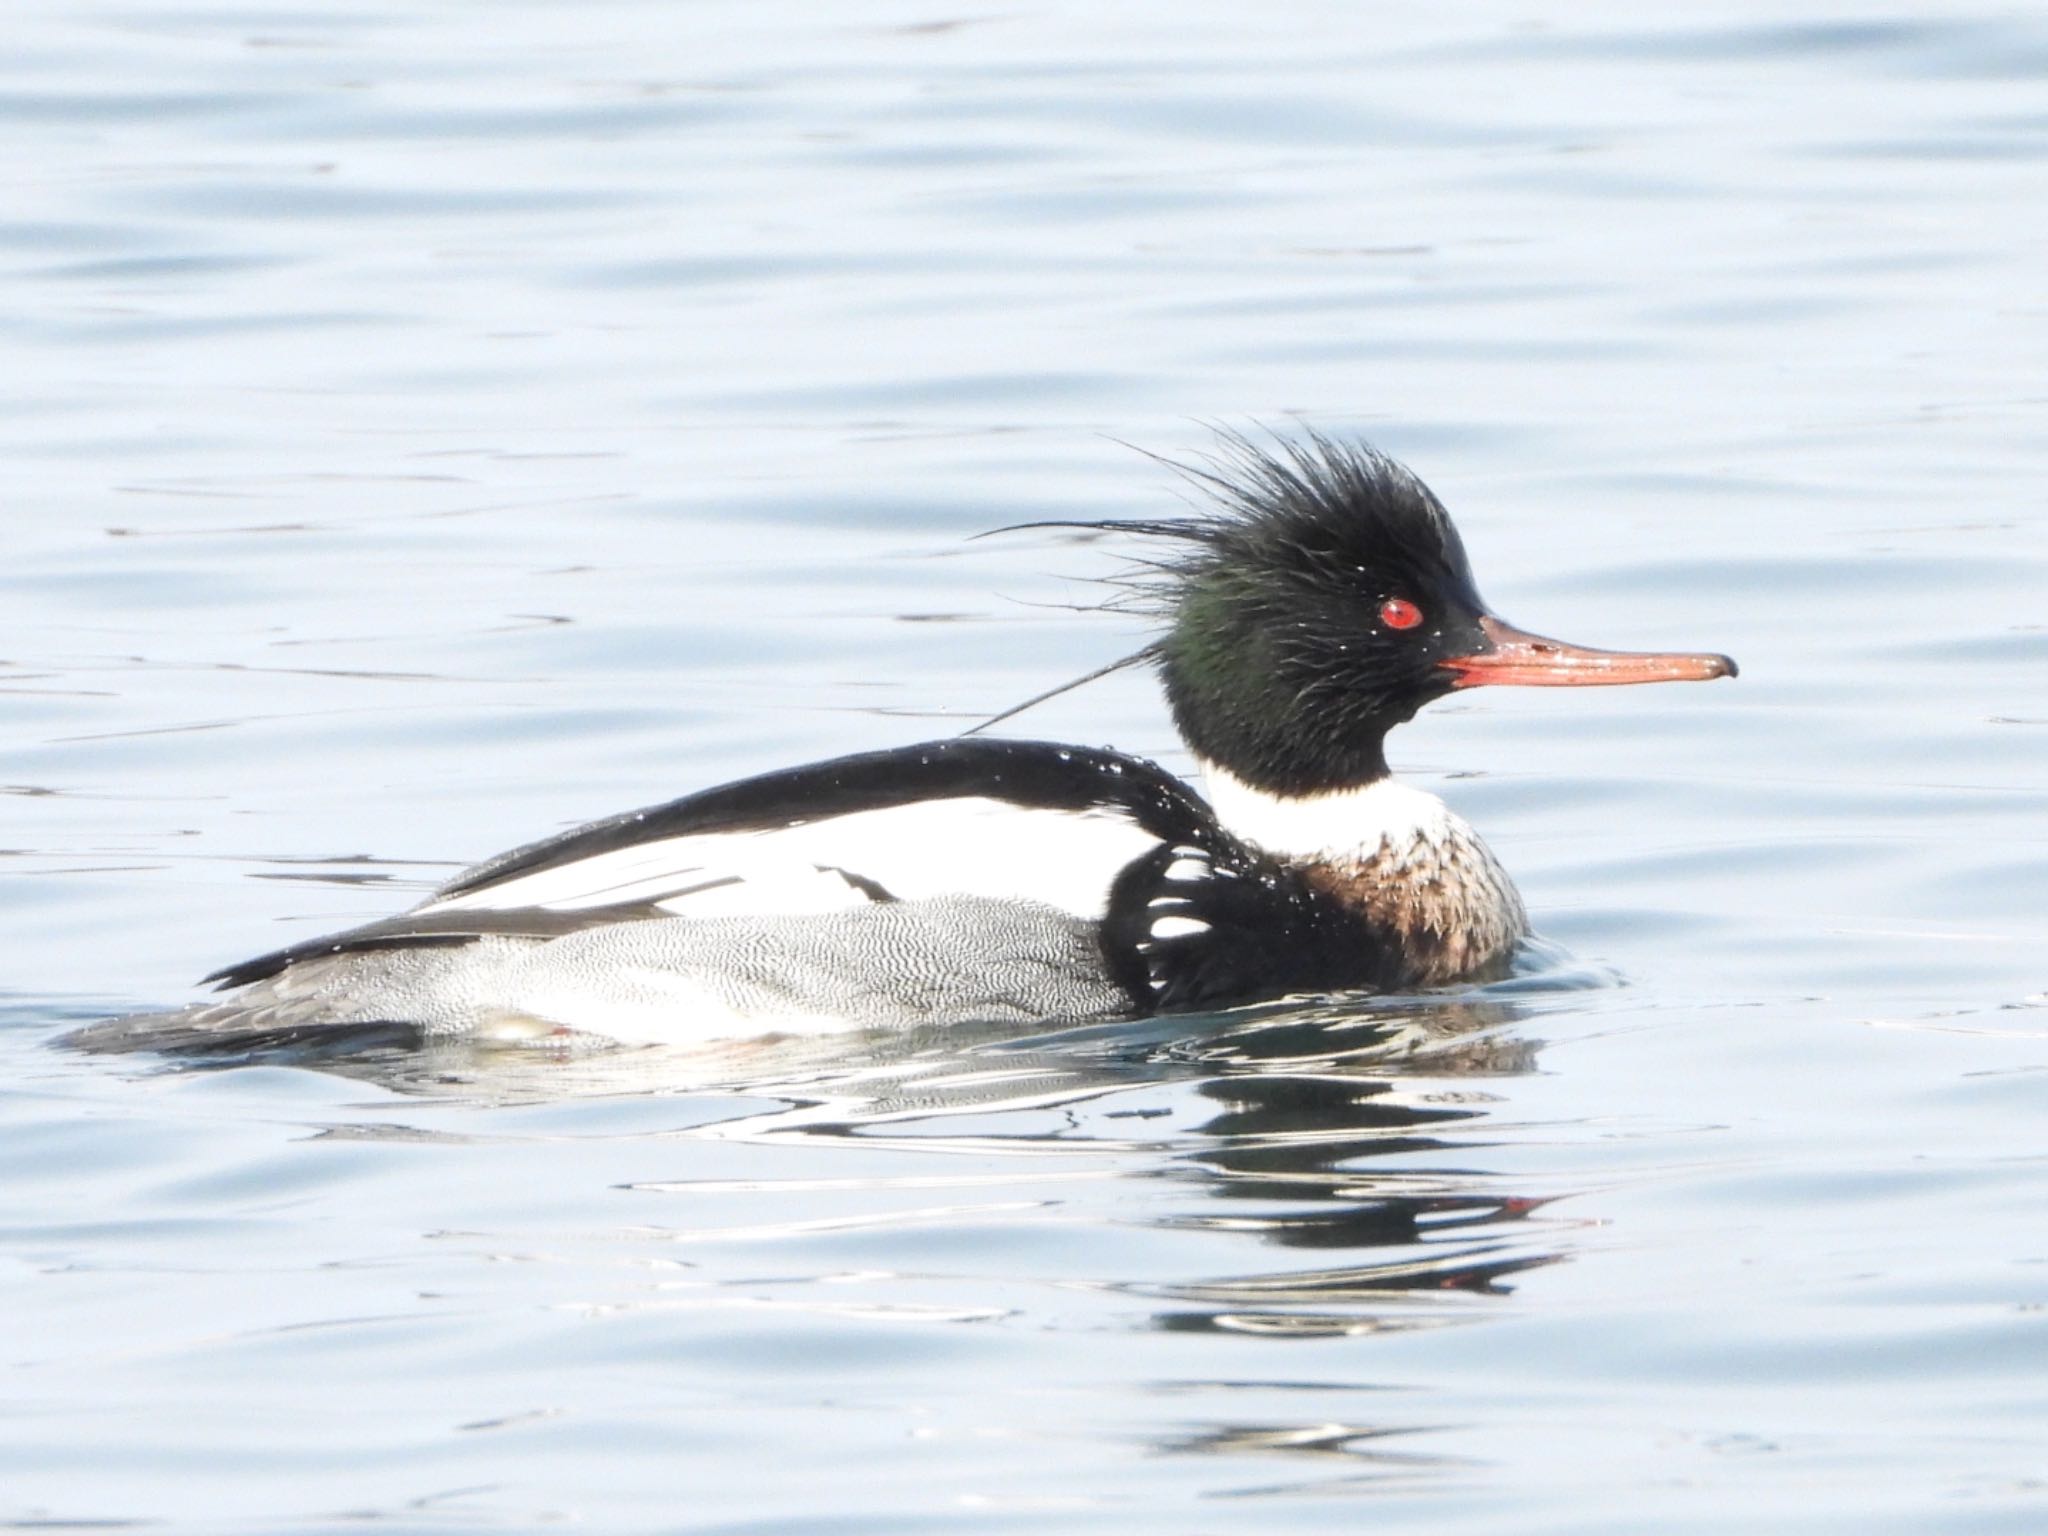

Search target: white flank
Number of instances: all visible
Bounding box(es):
[417,796,1161,923]
[1198,760,1465,863]
[490,980,872,1046]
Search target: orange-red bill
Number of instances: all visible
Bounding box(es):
[1442,614,1737,689]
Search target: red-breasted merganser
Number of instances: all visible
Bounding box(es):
[78,434,1734,1052]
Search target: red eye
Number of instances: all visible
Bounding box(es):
[1379,597,1423,631]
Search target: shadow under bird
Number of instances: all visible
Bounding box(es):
[76,434,1735,1053]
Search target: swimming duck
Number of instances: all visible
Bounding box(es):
[84,434,1734,1050]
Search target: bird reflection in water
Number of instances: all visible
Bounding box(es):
[1134,996,1560,1341]
[141,966,1572,1335]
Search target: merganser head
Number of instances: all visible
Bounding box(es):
[1119,432,1736,797]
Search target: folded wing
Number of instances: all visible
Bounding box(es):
[207,739,1220,990]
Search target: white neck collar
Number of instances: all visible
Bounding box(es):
[1197,760,1462,864]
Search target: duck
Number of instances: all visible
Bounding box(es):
[76,433,1735,1053]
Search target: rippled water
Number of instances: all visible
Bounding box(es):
[5,4,2046,1531]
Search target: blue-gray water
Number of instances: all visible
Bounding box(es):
[5,4,2046,1531]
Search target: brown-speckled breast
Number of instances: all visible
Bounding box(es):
[1304,820,1528,987]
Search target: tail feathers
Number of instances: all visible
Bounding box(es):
[59,1002,424,1060]
[63,940,546,1060]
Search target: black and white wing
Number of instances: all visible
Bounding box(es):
[420,740,1203,921]
[207,739,1227,992]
